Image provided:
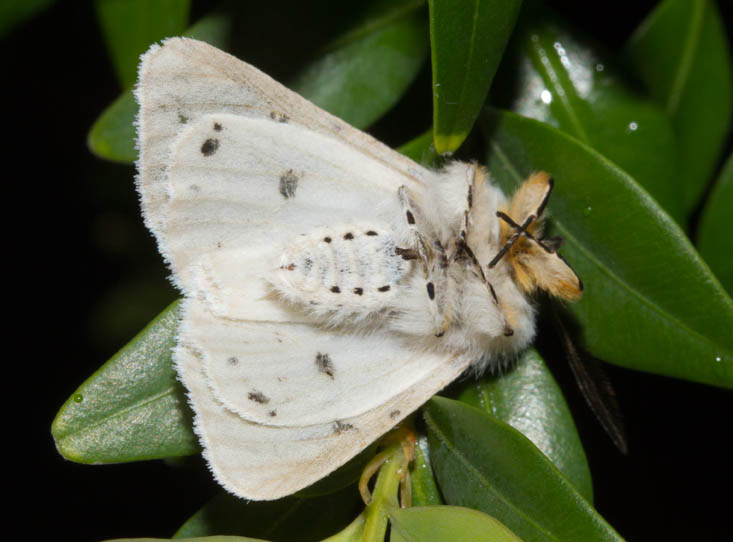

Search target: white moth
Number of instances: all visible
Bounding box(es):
[135,38,582,500]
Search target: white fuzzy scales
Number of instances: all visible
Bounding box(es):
[274,225,409,319]
[134,38,580,502]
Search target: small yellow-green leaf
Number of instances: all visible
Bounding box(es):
[697,153,733,296]
[625,0,732,214]
[95,0,191,88]
[429,0,522,153]
[52,301,198,463]
[390,505,524,542]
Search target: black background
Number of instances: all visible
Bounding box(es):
[7,1,732,540]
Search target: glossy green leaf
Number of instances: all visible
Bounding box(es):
[501,14,681,222]
[397,129,441,168]
[625,0,732,214]
[482,109,733,387]
[425,397,623,542]
[291,0,429,130]
[390,505,523,542]
[95,0,191,88]
[697,153,733,296]
[0,0,55,37]
[429,0,522,153]
[174,486,360,541]
[88,11,234,162]
[88,90,138,163]
[52,301,198,463]
[410,436,443,506]
[457,349,593,502]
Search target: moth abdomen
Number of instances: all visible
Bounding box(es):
[272,224,411,318]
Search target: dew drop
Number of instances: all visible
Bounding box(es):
[715,356,722,362]
[73,394,84,403]
[627,121,638,132]
[583,206,592,217]
[540,89,552,104]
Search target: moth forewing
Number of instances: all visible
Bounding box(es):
[135,38,583,501]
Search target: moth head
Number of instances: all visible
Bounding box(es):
[494,171,583,301]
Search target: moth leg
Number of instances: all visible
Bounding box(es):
[451,180,514,336]
[397,186,451,337]
[358,425,416,508]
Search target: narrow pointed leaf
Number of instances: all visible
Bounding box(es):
[52,301,199,463]
[173,486,360,541]
[410,436,443,506]
[483,109,733,387]
[95,0,191,88]
[429,0,522,153]
[425,397,624,542]
[291,0,429,129]
[625,0,732,213]
[390,505,523,542]
[457,349,593,502]
[697,153,733,295]
[0,0,55,37]
[501,14,681,222]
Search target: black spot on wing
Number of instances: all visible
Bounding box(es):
[353,287,364,295]
[316,352,335,379]
[201,138,220,156]
[343,232,354,240]
[270,111,290,123]
[226,356,239,366]
[248,390,270,404]
[330,286,341,293]
[406,210,415,225]
[213,122,222,131]
[332,420,354,434]
[390,410,401,419]
[426,282,435,300]
[279,169,299,199]
[366,230,378,236]
[378,285,391,292]
[268,410,277,417]
[177,112,188,124]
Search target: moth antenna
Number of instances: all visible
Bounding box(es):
[489,212,536,269]
[535,176,554,217]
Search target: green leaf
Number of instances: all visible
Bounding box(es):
[173,486,361,541]
[428,0,522,153]
[390,505,524,542]
[410,436,443,506]
[397,129,436,163]
[457,349,593,502]
[52,301,198,463]
[87,90,138,163]
[482,108,733,387]
[88,11,234,162]
[625,0,732,214]
[95,0,191,88]
[0,0,55,37]
[500,13,681,222]
[697,153,733,296]
[291,0,429,130]
[424,397,624,542]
